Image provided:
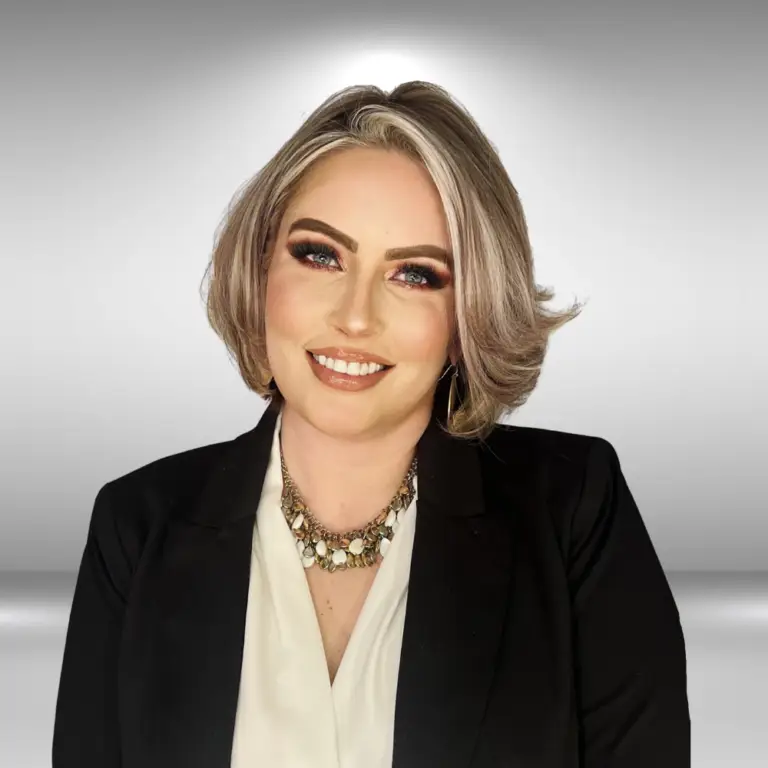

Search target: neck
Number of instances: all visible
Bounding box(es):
[276,401,430,533]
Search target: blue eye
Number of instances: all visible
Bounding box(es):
[288,240,449,290]
[289,241,339,266]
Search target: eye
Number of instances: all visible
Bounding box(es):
[289,240,339,267]
[288,240,450,290]
[393,263,446,290]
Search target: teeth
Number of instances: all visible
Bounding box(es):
[311,353,386,376]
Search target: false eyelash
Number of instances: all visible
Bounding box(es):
[288,240,448,290]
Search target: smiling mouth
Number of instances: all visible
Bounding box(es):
[305,350,394,373]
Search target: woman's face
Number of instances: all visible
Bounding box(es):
[265,147,455,438]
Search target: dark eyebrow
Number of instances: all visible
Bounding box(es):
[287,217,453,269]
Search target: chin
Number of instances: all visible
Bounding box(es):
[293,390,392,436]
[317,397,382,426]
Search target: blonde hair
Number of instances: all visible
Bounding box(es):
[200,81,586,441]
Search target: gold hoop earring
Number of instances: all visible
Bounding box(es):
[446,365,459,424]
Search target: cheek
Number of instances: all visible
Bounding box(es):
[264,268,316,348]
[265,271,318,371]
[391,299,453,363]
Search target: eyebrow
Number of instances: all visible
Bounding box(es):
[287,217,453,269]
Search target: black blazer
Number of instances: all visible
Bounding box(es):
[52,404,690,767]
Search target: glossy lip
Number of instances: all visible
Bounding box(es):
[306,346,394,367]
[306,350,394,391]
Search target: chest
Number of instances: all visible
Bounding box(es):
[304,563,381,684]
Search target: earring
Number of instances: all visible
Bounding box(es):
[446,364,459,424]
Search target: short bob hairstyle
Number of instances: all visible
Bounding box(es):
[200,81,585,442]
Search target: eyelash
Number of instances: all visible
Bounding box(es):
[287,240,449,290]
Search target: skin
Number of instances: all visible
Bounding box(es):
[264,146,456,533]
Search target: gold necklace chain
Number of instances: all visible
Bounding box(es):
[279,449,418,571]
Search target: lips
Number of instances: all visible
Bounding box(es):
[306,349,394,391]
[306,350,393,370]
[306,346,395,368]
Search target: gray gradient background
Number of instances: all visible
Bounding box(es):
[1,0,766,766]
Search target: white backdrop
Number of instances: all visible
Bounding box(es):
[1,0,765,571]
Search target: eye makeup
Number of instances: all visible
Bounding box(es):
[287,239,451,290]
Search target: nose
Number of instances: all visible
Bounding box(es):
[327,275,385,338]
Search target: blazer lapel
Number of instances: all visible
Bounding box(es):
[122,403,515,768]
[122,405,280,768]
[391,415,516,768]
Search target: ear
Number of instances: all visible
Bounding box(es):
[446,326,461,367]
[447,342,461,368]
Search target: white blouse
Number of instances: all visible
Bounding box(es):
[230,406,419,768]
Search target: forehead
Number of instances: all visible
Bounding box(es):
[283,148,450,247]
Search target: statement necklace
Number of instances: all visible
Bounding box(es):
[279,447,418,571]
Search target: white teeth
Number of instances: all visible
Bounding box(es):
[312,353,386,376]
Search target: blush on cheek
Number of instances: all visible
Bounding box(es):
[266,272,301,329]
[390,303,451,366]
[264,270,321,361]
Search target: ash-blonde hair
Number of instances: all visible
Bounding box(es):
[200,81,585,441]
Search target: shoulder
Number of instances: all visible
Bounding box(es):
[477,421,623,544]
[86,435,237,564]
[103,436,234,502]
[480,420,618,477]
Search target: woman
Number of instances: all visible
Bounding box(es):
[52,81,690,767]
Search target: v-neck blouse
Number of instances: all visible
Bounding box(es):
[230,407,419,768]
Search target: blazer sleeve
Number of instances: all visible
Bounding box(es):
[52,481,134,768]
[567,438,691,767]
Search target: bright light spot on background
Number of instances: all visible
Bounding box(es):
[335,48,425,89]
[305,39,448,96]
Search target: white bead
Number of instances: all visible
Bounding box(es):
[302,556,315,569]
[331,549,347,565]
[316,540,327,557]
[291,513,304,530]
[349,538,364,555]
[385,509,397,527]
[380,537,391,557]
